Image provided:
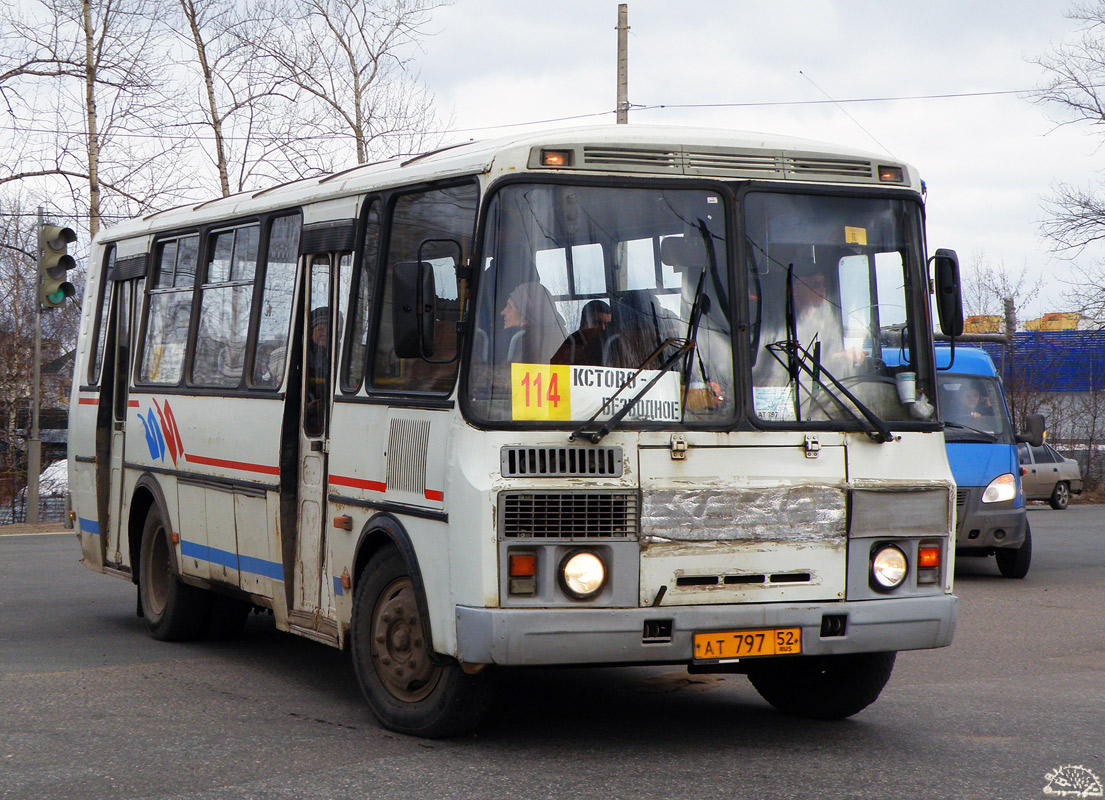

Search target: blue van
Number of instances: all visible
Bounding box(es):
[935,346,1041,579]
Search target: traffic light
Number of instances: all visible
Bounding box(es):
[38,223,77,309]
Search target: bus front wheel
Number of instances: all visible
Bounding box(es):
[138,503,210,641]
[746,651,896,720]
[351,548,495,737]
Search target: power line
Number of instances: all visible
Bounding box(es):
[0,86,1055,142]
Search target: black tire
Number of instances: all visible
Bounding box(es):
[350,547,495,738]
[205,594,252,640]
[1049,481,1070,510]
[138,503,210,641]
[996,522,1032,579]
[747,651,896,720]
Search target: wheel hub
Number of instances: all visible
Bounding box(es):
[370,578,441,702]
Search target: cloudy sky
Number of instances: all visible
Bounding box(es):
[417,0,1102,321]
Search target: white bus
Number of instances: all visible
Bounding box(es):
[69,124,961,737]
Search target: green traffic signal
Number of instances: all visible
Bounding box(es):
[38,223,77,309]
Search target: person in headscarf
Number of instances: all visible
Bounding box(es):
[500,281,566,365]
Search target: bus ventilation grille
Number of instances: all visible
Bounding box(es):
[956,488,970,506]
[499,491,639,539]
[500,446,623,478]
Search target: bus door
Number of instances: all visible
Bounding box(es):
[103,278,137,568]
[294,255,335,619]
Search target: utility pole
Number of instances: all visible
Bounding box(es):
[28,209,44,524]
[616,4,629,124]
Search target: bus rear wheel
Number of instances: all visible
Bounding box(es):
[746,651,896,720]
[138,503,210,641]
[351,548,495,737]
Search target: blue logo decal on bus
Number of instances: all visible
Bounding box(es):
[139,408,167,461]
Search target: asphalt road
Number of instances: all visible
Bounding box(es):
[2,506,1104,800]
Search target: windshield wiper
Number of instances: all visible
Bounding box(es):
[943,420,998,442]
[570,224,716,445]
[568,336,692,443]
[766,339,896,444]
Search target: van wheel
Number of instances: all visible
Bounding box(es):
[350,547,495,737]
[996,522,1032,579]
[746,651,896,720]
[138,503,209,641]
[1049,482,1070,510]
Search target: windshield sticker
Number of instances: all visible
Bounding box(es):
[844,226,868,246]
[754,386,797,421]
[511,363,682,422]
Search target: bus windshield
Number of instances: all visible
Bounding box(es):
[468,183,734,426]
[745,191,933,425]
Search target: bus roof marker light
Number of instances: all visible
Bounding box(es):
[541,149,573,167]
[878,165,904,182]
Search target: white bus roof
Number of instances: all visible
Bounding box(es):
[96,124,921,245]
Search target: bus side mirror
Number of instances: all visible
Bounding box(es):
[933,248,964,337]
[1017,413,1045,448]
[393,261,436,359]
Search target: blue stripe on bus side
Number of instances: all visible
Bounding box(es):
[79,517,100,535]
[333,577,344,597]
[179,540,284,581]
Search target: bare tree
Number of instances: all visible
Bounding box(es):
[169,0,299,195]
[1,0,190,236]
[245,0,449,175]
[960,248,1044,320]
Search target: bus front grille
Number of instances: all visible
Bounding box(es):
[499,491,639,539]
[500,446,623,478]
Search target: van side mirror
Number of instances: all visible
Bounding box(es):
[933,248,964,337]
[392,261,436,359]
[1017,413,1045,448]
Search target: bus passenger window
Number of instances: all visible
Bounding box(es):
[139,234,199,385]
[88,246,115,385]
[250,214,302,388]
[192,224,259,387]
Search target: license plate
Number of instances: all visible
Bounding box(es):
[692,627,802,662]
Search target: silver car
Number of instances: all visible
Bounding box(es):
[1017,443,1084,510]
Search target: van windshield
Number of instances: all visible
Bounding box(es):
[937,373,1014,443]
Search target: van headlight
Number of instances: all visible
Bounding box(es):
[871,544,908,590]
[981,473,1017,504]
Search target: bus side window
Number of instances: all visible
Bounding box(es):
[250,214,302,388]
[139,234,199,385]
[88,245,115,385]
[342,199,381,392]
[191,224,259,388]
[371,183,477,394]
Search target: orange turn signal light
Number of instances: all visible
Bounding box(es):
[509,553,536,577]
[918,544,941,569]
[878,165,904,182]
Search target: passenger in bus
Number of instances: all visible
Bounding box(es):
[305,307,330,433]
[551,299,611,366]
[500,281,566,364]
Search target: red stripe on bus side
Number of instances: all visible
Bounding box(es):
[425,489,444,502]
[127,400,140,407]
[184,453,281,476]
[329,474,387,493]
[78,398,99,405]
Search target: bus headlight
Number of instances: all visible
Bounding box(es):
[981,473,1017,504]
[559,551,606,599]
[871,544,908,590]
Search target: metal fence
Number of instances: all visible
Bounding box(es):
[0,495,68,525]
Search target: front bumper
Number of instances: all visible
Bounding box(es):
[455,595,957,666]
[955,488,1026,550]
